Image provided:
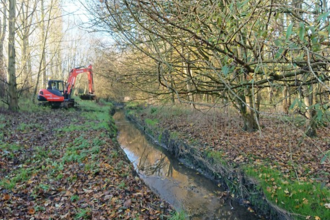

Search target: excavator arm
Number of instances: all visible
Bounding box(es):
[65,64,94,98]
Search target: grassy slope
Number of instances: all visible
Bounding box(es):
[128,104,330,220]
[0,100,175,219]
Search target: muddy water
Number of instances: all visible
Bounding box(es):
[114,111,259,220]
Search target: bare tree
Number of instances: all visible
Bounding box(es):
[7,0,18,111]
[16,0,38,94]
[83,0,330,134]
[0,0,7,98]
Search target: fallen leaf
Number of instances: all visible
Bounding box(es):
[83,188,93,193]
[123,199,132,208]
[2,194,10,200]
[28,208,35,215]
[64,191,72,196]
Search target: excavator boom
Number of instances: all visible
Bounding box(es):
[66,64,94,98]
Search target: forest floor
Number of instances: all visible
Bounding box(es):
[0,101,174,219]
[131,104,330,220]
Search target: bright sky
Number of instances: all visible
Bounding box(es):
[61,0,114,43]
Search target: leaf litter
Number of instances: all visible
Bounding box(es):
[139,108,330,184]
[0,107,174,219]
[137,106,330,218]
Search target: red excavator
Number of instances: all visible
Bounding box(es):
[37,64,95,108]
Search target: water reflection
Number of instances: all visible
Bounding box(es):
[114,111,259,220]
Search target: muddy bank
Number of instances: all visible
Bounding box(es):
[126,112,292,220]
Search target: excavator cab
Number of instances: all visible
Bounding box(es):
[48,80,64,94]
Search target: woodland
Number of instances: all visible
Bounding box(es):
[0,0,330,219]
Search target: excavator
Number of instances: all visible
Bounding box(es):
[37,64,95,108]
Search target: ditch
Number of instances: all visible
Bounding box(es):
[113,110,260,220]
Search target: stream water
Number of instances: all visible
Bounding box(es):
[113,111,259,220]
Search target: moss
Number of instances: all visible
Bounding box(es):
[245,165,330,219]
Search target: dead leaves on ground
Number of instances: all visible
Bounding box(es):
[0,108,173,219]
[140,110,330,185]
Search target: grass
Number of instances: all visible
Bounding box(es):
[245,165,330,219]
[0,99,116,192]
[75,208,91,219]
[0,142,23,160]
[71,194,79,202]
[142,105,190,120]
[0,167,34,190]
[206,150,227,166]
[0,98,179,218]
[117,181,126,189]
[169,210,187,220]
[125,101,141,109]
[145,118,159,126]
[56,112,111,132]
[62,136,103,164]
[17,122,43,132]
[0,142,22,151]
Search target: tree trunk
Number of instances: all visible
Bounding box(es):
[255,90,261,120]
[303,85,317,137]
[41,0,47,89]
[185,64,194,108]
[282,86,289,114]
[245,88,258,131]
[170,75,175,104]
[0,0,7,98]
[237,89,258,132]
[8,0,19,111]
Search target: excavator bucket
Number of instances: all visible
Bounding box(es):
[80,94,96,100]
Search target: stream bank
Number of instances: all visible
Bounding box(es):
[114,110,260,219]
[125,110,291,220]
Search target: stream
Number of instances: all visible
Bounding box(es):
[113,111,259,220]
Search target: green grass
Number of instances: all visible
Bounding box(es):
[0,142,22,151]
[125,101,141,109]
[206,150,227,165]
[245,165,330,219]
[144,105,190,119]
[19,98,50,112]
[170,132,179,139]
[57,116,110,132]
[145,118,159,126]
[169,210,187,220]
[0,143,23,160]
[75,208,91,219]
[33,146,50,161]
[17,122,42,132]
[0,167,34,190]
[71,194,79,202]
[55,101,114,133]
[117,181,126,189]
